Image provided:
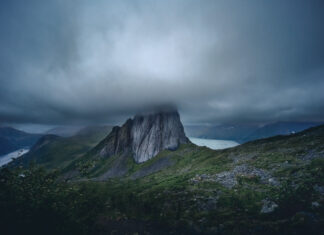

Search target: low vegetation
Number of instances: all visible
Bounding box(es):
[1,125,323,234]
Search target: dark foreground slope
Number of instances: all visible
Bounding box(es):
[1,125,324,234]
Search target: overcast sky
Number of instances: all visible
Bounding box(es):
[0,0,324,129]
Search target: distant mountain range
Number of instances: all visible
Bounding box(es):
[13,112,324,181]
[12,125,112,169]
[184,121,323,143]
[0,127,42,156]
[1,121,321,161]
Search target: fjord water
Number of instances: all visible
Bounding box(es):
[0,149,29,167]
[189,137,239,150]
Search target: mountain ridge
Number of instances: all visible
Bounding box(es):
[10,126,112,169]
[92,110,189,163]
[184,121,322,143]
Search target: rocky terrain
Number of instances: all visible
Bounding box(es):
[62,123,323,234]
[92,110,189,163]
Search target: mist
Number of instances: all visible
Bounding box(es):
[0,0,324,127]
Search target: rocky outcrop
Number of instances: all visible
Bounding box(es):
[97,119,133,158]
[94,110,189,163]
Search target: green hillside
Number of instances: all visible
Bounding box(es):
[11,126,112,170]
[2,125,324,234]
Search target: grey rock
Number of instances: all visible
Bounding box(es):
[95,110,189,163]
[301,149,324,160]
[131,111,188,162]
[97,153,130,180]
[213,170,238,188]
[268,177,280,186]
[260,199,278,213]
[189,164,279,189]
[212,164,276,188]
[131,156,174,179]
[314,185,324,195]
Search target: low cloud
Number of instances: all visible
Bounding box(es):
[0,0,323,126]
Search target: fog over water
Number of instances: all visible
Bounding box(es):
[189,137,239,150]
[0,149,29,167]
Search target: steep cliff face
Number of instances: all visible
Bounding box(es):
[98,119,133,158]
[131,111,189,162]
[96,110,189,163]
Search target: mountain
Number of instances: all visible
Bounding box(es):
[243,121,321,142]
[92,110,189,163]
[11,125,112,169]
[0,127,42,156]
[12,111,189,179]
[72,123,324,181]
[2,122,324,234]
[74,124,324,233]
[185,121,322,143]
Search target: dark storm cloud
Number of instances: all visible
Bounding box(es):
[0,0,324,126]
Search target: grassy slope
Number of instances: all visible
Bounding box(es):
[13,126,112,170]
[65,125,324,234]
[75,124,324,179]
[7,124,323,233]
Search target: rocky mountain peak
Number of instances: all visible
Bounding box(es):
[95,110,189,163]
